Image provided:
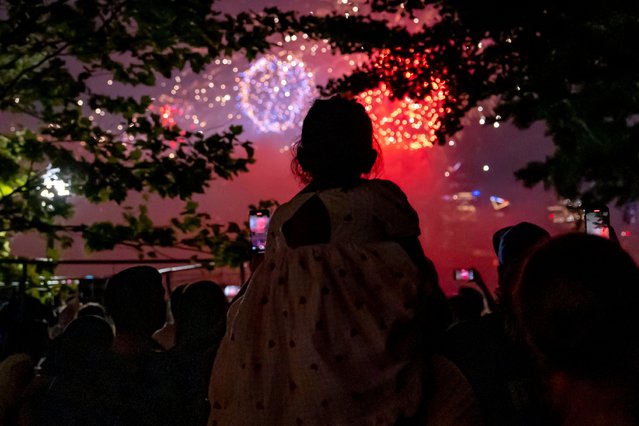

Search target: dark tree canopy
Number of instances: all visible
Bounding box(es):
[0,0,293,280]
[1,0,637,282]
[326,1,639,206]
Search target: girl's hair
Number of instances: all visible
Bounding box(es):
[291,96,382,185]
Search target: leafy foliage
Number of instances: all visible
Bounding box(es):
[0,0,292,277]
[321,1,639,205]
[1,0,637,284]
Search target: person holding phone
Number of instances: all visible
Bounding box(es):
[442,223,556,426]
[249,209,270,253]
[208,96,454,425]
[584,206,611,239]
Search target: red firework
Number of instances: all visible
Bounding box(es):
[358,48,451,150]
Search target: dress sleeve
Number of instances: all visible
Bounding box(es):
[371,180,421,239]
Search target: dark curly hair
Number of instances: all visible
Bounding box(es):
[291,96,382,186]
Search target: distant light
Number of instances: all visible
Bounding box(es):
[40,165,71,199]
[472,190,481,197]
[448,140,455,146]
[493,122,500,128]
[482,165,490,172]
[490,195,510,210]
[444,171,450,177]
[224,285,241,298]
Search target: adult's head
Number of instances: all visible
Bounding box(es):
[448,286,484,323]
[292,96,380,186]
[514,233,639,390]
[492,222,550,308]
[0,295,50,361]
[103,266,165,337]
[174,280,228,346]
[54,315,114,374]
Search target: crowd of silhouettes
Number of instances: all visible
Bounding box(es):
[0,96,638,425]
[0,268,228,426]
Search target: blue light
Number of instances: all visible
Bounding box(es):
[472,190,481,197]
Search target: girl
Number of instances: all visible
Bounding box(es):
[208,96,450,425]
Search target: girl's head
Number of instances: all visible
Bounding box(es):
[292,96,380,185]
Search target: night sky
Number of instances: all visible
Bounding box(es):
[8,0,639,295]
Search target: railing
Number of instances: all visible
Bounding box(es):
[0,257,216,297]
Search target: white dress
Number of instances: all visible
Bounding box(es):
[208,179,439,425]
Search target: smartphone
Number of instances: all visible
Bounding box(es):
[453,268,475,281]
[249,209,270,253]
[584,206,610,239]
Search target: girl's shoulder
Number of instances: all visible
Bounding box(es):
[363,179,421,238]
[365,178,403,189]
[360,178,409,199]
[279,179,409,207]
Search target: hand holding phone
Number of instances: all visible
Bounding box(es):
[585,206,610,239]
[453,268,475,281]
[249,209,270,253]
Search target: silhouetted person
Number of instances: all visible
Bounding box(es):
[492,221,552,328]
[103,265,175,426]
[514,233,639,426]
[442,222,556,426]
[448,286,485,325]
[0,295,50,425]
[22,315,118,426]
[104,265,166,358]
[170,281,228,425]
[208,96,451,425]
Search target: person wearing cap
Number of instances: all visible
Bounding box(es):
[492,222,551,330]
[441,222,557,426]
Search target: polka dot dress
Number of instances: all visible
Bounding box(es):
[209,180,437,425]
